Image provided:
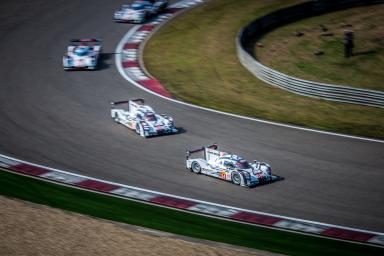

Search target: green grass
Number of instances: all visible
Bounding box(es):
[257,4,384,91]
[143,0,384,139]
[1,170,383,256]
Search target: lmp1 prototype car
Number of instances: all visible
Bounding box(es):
[111,98,178,138]
[186,144,279,187]
[114,0,168,23]
[63,39,102,70]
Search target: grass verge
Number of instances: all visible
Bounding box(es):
[1,170,383,256]
[143,0,384,139]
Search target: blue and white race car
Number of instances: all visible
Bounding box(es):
[186,144,280,187]
[111,98,178,138]
[63,39,102,70]
[114,0,168,23]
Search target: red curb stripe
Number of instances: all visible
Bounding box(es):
[138,79,171,97]
[231,212,283,225]
[321,227,375,242]
[123,43,140,49]
[150,196,196,209]
[123,61,139,68]
[11,164,50,176]
[139,24,155,31]
[76,179,120,192]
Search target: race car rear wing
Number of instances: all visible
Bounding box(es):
[186,144,217,160]
[69,39,102,46]
[70,38,102,43]
[110,100,129,109]
[110,98,145,109]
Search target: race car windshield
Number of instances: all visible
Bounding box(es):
[74,47,90,56]
[145,114,156,121]
[236,160,251,169]
[131,3,144,10]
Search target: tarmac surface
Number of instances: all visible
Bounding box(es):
[0,0,383,232]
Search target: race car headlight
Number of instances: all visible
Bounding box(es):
[141,124,151,131]
[136,11,145,18]
[88,57,96,66]
[65,56,72,65]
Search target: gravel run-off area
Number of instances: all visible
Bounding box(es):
[0,195,285,256]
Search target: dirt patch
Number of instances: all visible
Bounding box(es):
[0,195,282,256]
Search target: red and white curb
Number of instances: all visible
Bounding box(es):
[119,0,205,98]
[1,153,383,247]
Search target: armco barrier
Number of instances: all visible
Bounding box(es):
[1,153,383,247]
[237,0,384,108]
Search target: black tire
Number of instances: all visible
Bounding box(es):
[136,124,148,138]
[191,161,201,174]
[231,172,241,185]
[114,113,119,123]
[135,123,141,135]
[144,11,150,20]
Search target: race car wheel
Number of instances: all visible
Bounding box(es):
[114,113,119,123]
[136,124,147,138]
[145,11,150,19]
[231,172,241,185]
[136,124,141,135]
[191,161,201,174]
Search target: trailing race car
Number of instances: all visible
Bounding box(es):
[186,144,280,187]
[114,0,168,23]
[63,39,102,70]
[111,98,178,138]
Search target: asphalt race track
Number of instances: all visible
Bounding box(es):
[1,0,383,232]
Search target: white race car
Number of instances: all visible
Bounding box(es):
[114,0,168,23]
[111,98,178,138]
[63,39,102,70]
[186,144,280,187]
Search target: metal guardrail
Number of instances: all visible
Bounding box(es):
[237,0,384,108]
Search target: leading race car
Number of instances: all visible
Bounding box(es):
[63,39,102,70]
[111,98,178,138]
[186,144,280,187]
[114,0,168,23]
